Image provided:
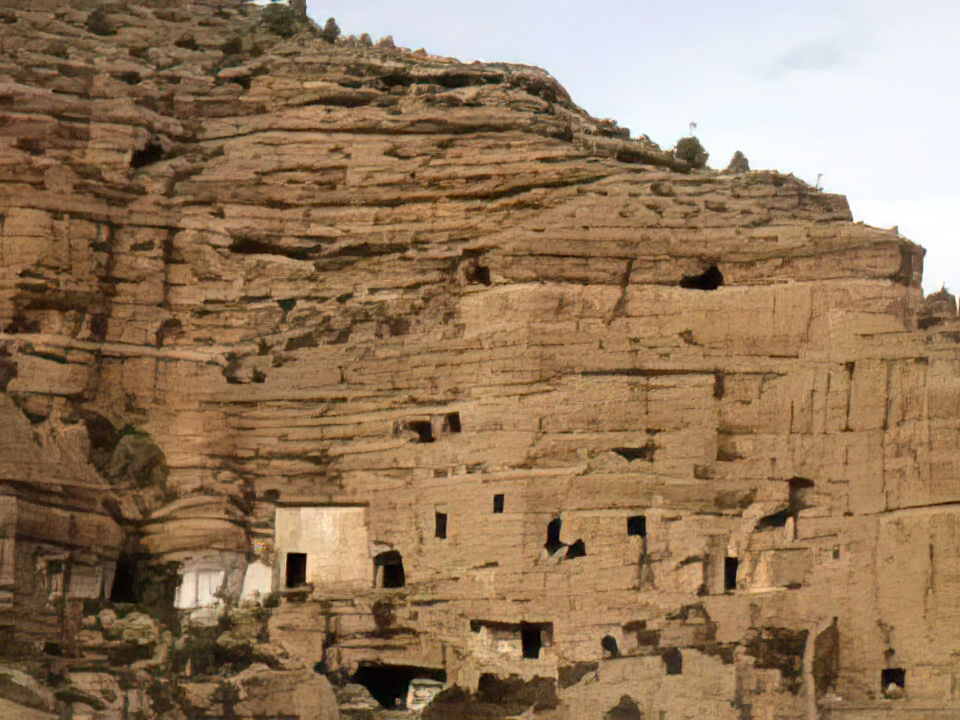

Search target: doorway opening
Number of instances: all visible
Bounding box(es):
[521,623,544,659]
[375,550,406,588]
[286,553,307,588]
[724,557,738,592]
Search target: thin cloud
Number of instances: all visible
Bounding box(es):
[766,36,855,79]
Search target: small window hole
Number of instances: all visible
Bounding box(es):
[627,515,647,537]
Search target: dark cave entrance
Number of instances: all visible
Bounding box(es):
[285,552,307,588]
[627,515,646,537]
[442,412,461,433]
[882,668,906,693]
[601,635,620,659]
[680,265,724,290]
[351,663,446,709]
[109,555,137,603]
[544,517,564,555]
[406,420,434,443]
[130,142,164,169]
[521,623,545,659]
[375,550,406,588]
[724,557,739,592]
[662,647,683,675]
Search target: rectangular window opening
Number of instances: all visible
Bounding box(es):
[663,647,683,675]
[520,623,543,659]
[285,552,307,588]
[406,420,434,443]
[443,412,461,433]
[627,515,647,537]
[724,556,738,592]
[882,668,906,693]
[493,494,505,514]
[435,512,448,539]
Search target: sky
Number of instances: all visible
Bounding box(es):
[305,0,960,295]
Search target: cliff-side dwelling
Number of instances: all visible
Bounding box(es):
[0,1,957,719]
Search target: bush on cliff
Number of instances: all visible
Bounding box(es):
[260,4,311,38]
[674,136,709,169]
[321,18,340,43]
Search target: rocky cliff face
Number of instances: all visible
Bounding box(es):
[0,1,957,719]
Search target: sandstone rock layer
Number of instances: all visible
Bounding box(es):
[0,2,956,719]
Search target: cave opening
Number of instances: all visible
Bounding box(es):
[443,412,461,433]
[724,557,738,592]
[813,619,840,697]
[882,668,906,694]
[680,265,724,290]
[544,517,564,555]
[109,555,137,603]
[285,552,307,588]
[375,550,406,588]
[662,647,683,675]
[521,623,544,659]
[405,420,434,443]
[130,142,164,169]
[627,515,647,537]
[612,442,657,462]
[351,663,446,709]
[462,257,492,285]
[601,635,620,659]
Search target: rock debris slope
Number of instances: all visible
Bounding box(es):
[0,1,957,719]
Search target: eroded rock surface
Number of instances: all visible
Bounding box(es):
[0,1,957,719]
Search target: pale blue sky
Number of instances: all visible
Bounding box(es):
[306,1,960,295]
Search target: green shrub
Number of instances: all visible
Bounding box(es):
[260,3,301,38]
[674,136,709,169]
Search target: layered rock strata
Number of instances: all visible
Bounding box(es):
[0,1,956,719]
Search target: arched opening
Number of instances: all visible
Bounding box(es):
[662,647,683,675]
[351,663,445,709]
[374,550,405,588]
[601,635,620,659]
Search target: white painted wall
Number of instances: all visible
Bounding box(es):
[175,552,246,609]
[241,560,273,602]
[274,506,372,589]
